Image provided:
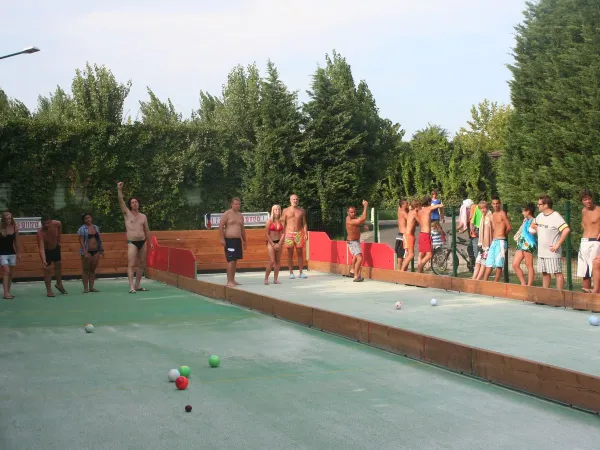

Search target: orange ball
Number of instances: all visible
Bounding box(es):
[175,376,188,390]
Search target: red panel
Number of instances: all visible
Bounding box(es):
[154,246,169,272]
[169,247,197,278]
[309,232,349,265]
[146,236,160,268]
[361,242,395,270]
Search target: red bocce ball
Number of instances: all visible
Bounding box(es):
[175,376,188,390]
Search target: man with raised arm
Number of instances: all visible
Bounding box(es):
[346,200,369,282]
[282,194,308,279]
[37,214,67,297]
[396,199,409,270]
[117,182,153,294]
[578,189,600,293]
[218,197,247,288]
[400,199,421,272]
[416,196,444,273]
[482,196,512,282]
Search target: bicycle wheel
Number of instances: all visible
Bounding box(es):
[431,247,452,276]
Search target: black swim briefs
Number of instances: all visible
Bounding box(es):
[128,240,146,250]
[224,238,243,262]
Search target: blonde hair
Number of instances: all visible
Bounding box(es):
[0,211,16,237]
[270,204,281,221]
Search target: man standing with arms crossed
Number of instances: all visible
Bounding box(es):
[219,197,247,288]
[346,200,369,282]
[37,215,67,297]
[578,189,600,293]
[416,196,444,273]
[396,199,409,270]
[482,196,512,282]
[282,194,308,279]
[117,182,154,294]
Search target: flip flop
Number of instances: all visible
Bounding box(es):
[91,289,99,292]
[3,295,14,300]
[135,288,148,292]
[129,289,136,294]
[47,293,55,297]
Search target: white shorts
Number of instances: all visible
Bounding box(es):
[577,239,600,278]
[538,257,562,274]
[348,240,362,256]
[0,254,17,266]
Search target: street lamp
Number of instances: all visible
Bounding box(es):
[0,46,41,61]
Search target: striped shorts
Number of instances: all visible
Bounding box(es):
[538,257,562,274]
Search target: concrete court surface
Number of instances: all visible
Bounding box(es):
[198,271,600,377]
[1,278,600,450]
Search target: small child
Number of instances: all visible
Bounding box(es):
[431,222,443,249]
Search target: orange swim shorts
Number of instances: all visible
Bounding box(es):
[284,230,305,249]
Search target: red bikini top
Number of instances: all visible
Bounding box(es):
[269,221,283,232]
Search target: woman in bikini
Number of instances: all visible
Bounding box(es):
[0,211,20,300]
[511,203,537,286]
[265,204,284,285]
[77,213,104,293]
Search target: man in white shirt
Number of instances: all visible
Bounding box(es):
[532,195,570,290]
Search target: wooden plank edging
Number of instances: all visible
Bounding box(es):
[308,261,600,313]
[145,268,600,415]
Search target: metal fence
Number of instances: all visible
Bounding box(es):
[376,201,587,290]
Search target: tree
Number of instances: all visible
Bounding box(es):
[454,100,511,200]
[34,86,76,122]
[0,88,31,120]
[138,88,182,124]
[243,60,304,210]
[71,62,132,124]
[499,0,600,206]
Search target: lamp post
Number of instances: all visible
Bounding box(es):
[0,46,41,61]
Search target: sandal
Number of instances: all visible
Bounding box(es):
[135,287,148,292]
[55,284,67,294]
[91,288,99,292]
[129,289,136,294]
[3,295,14,299]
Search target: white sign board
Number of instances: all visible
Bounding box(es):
[15,217,41,233]
[204,212,269,229]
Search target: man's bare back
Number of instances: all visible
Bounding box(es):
[406,210,419,234]
[582,204,600,238]
[397,206,408,234]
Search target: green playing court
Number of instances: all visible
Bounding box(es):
[1,278,599,450]
[198,271,600,377]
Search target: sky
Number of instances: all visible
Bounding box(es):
[0,0,527,139]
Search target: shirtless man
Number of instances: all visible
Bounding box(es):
[37,214,67,297]
[346,200,368,282]
[482,196,512,282]
[400,199,421,272]
[282,194,308,279]
[219,197,247,287]
[578,189,600,293]
[416,196,444,272]
[117,182,154,294]
[396,199,409,270]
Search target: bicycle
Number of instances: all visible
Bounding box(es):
[430,231,475,276]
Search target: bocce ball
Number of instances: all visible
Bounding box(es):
[168,369,180,382]
[85,324,94,333]
[179,365,191,378]
[395,301,402,310]
[175,376,189,390]
[589,315,599,326]
[430,299,438,306]
[185,405,192,412]
[209,355,220,368]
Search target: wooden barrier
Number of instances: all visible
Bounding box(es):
[309,260,600,313]
[11,228,305,280]
[145,267,600,415]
